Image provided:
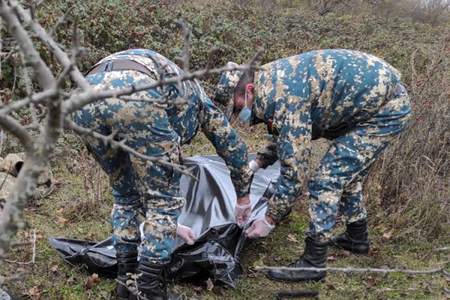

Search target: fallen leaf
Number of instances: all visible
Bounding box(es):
[327,255,337,262]
[287,234,298,243]
[337,250,350,258]
[91,273,100,282]
[260,241,268,250]
[56,217,68,225]
[100,290,109,299]
[274,256,281,262]
[382,228,394,240]
[368,248,378,256]
[84,277,94,291]
[66,276,75,284]
[83,273,101,291]
[366,276,377,287]
[51,265,58,273]
[206,278,214,291]
[192,285,203,293]
[28,286,40,300]
[325,282,337,290]
[247,267,257,278]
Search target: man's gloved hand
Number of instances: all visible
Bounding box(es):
[235,196,252,226]
[176,224,196,245]
[246,216,275,239]
[249,159,261,173]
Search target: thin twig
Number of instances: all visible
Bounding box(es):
[0,272,28,285]
[4,229,36,265]
[205,47,219,72]
[71,15,78,50]
[0,89,57,115]
[0,170,9,191]
[117,96,188,105]
[49,6,73,37]
[11,241,32,247]
[174,19,190,73]
[65,119,197,180]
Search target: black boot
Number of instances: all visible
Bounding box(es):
[136,261,184,300]
[267,236,328,282]
[115,251,138,300]
[329,220,370,254]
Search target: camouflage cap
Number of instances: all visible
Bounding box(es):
[213,62,243,119]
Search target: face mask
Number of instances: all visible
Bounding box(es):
[238,90,252,123]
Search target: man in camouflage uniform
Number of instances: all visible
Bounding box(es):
[214,49,411,282]
[74,49,252,299]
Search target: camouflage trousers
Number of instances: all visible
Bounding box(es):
[73,70,184,263]
[307,89,411,240]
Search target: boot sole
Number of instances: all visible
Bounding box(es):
[266,272,326,283]
[328,241,369,255]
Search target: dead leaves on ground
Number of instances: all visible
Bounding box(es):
[83,273,101,291]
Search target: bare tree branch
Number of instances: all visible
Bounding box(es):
[0,0,65,260]
[0,18,3,157]
[49,6,73,38]
[65,119,196,179]
[205,47,220,72]
[255,265,450,277]
[0,89,57,116]
[0,0,55,90]
[11,0,90,90]
[64,63,264,114]
[0,114,33,151]
[175,19,191,73]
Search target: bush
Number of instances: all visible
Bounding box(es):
[1,0,449,240]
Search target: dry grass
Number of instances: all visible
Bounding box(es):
[365,34,450,240]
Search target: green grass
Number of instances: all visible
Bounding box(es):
[2,133,449,299]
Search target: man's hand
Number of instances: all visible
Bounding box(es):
[235,195,252,226]
[249,159,262,172]
[176,224,196,245]
[245,215,275,239]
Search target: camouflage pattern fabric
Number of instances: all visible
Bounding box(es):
[73,49,251,263]
[249,49,411,239]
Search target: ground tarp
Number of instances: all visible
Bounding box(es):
[50,155,280,287]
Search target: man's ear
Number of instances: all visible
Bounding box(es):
[246,83,255,94]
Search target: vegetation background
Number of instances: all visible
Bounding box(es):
[1,0,449,299]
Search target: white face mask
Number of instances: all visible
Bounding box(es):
[238,89,252,123]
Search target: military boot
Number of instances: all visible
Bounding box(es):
[136,260,184,300]
[329,220,370,254]
[267,235,328,282]
[115,251,138,300]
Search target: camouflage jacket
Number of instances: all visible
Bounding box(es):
[251,49,402,221]
[95,49,251,197]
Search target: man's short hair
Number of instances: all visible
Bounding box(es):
[213,62,243,119]
[234,70,255,99]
